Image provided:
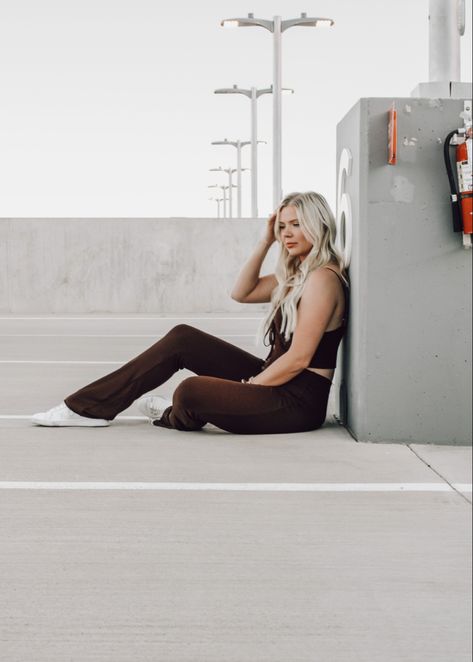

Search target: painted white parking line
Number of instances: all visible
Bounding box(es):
[0,360,126,364]
[0,315,263,322]
[0,482,470,492]
[0,414,147,420]
[2,359,258,365]
[0,334,257,338]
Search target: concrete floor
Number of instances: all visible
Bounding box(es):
[0,313,471,662]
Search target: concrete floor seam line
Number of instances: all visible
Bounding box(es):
[0,482,471,492]
[406,443,473,505]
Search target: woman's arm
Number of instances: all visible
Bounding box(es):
[231,214,277,302]
[230,239,275,302]
[249,350,307,386]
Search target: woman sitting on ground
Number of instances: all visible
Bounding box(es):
[32,191,350,435]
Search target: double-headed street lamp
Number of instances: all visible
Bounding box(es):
[210,166,247,218]
[214,85,274,218]
[208,185,226,218]
[208,196,224,218]
[211,138,263,217]
[221,12,334,208]
[211,139,250,218]
[208,176,236,218]
[208,182,237,219]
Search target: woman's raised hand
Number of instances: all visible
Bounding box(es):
[263,211,277,246]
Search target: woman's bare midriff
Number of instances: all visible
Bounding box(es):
[305,367,335,383]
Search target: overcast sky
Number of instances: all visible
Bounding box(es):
[0,0,471,219]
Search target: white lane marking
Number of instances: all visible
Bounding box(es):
[0,482,470,492]
[0,415,147,420]
[0,315,263,322]
[0,361,127,364]
[0,334,258,338]
[0,333,255,338]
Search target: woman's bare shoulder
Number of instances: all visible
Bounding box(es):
[321,261,342,274]
[307,264,342,281]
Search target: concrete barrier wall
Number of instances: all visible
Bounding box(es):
[0,218,279,313]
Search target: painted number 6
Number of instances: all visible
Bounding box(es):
[336,147,353,269]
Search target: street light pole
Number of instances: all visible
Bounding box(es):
[221,12,334,208]
[208,184,227,218]
[236,140,242,217]
[210,167,238,218]
[228,169,234,218]
[273,16,282,206]
[211,138,252,217]
[214,84,274,217]
[250,88,258,217]
[223,184,236,219]
[208,196,224,218]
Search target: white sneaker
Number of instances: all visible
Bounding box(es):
[137,395,172,421]
[31,402,110,427]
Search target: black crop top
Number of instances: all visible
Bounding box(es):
[262,268,349,370]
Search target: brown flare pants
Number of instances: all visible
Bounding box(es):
[64,324,332,435]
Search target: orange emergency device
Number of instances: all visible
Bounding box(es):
[388,104,397,165]
[444,101,473,249]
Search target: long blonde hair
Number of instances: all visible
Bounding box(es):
[257,191,349,348]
